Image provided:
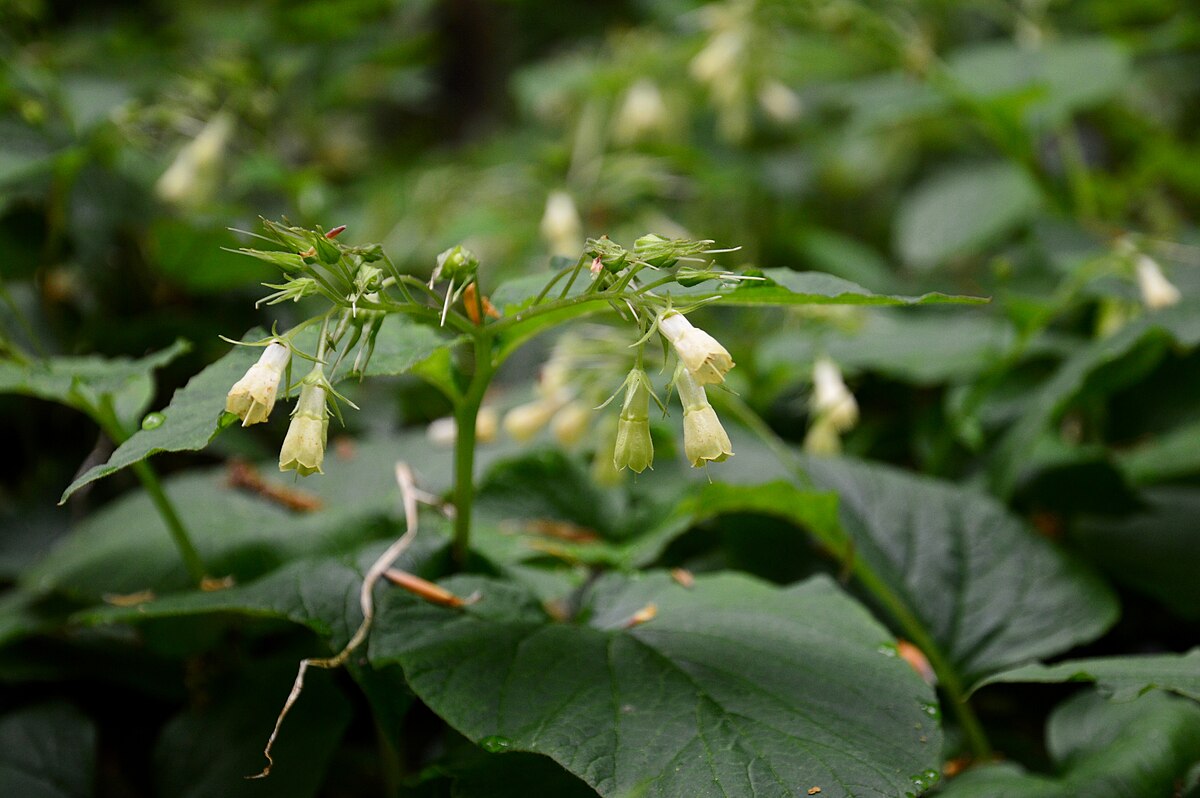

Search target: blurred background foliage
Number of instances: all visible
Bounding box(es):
[3,0,1200,795]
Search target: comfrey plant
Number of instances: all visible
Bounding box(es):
[222,222,759,564]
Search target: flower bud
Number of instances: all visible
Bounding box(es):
[659,311,734,385]
[225,342,290,426]
[803,414,842,455]
[540,191,583,257]
[433,245,480,284]
[613,370,654,472]
[1135,254,1181,309]
[426,406,500,447]
[279,376,328,477]
[675,365,733,467]
[552,400,592,448]
[811,357,858,432]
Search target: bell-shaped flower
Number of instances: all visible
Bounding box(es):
[225,341,290,426]
[503,397,562,443]
[658,310,734,385]
[810,357,858,432]
[552,400,592,448]
[614,79,669,144]
[1135,254,1182,309]
[540,190,582,258]
[613,369,654,472]
[279,372,329,477]
[675,365,733,467]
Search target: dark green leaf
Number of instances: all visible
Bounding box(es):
[973,649,1200,702]
[0,339,190,429]
[372,571,943,798]
[0,702,96,798]
[359,315,463,378]
[59,333,265,502]
[798,455,1117,680]
[990,302,1200,497]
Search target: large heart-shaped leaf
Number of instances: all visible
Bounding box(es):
[799,455,1118,680]
[371,571,944,798]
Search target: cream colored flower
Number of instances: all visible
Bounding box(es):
[803,414,842,455]
[614,79,669,144]
[540,190,583,258]
[1135,254,1181,309]
[613,370,654,472]
[811,357,858,432]
[552,401,592,448]
[156,111,235,206]
[279,379,328,477]
[659,311,734,385]
[503,398,561,443]
[225,342,290,426]
[675,365,733,467]
[758,80,803,124]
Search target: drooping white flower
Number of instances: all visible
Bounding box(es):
[1135,254,1182,309]
[614,79,669,144]
[758,79,803,124]
[659,311,734,385]
[279,377,329,477]
[613,369,654,473]
[427,406,500,447]
[156,111,235,206]
[675,365,733,467]
[503,397,563,443]
[540,190,583,257]
[810,357,858,432]
[225,342,290,426]
[803,414,842,455]
[552,400,592,448]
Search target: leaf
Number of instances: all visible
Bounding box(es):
[1116,418,1200,485]
[360,315,463,378]
[758,309,1014,386]
[796,455,1117,680]
[0,339,190,429]
[77,532,450,650]
[152,659,352,798]
[1072,487,1200,619]
[989,301,1200,497]
[684,268,988,307]
[448,750,599,798]
[372,571,944,798]
[894,162,1041,269]
[0,702,96,798]
[59,333,266,502]
[945,37,1131,127]
[60,319,461,501]
[973,649,1200,702]
[940,690,1200,797]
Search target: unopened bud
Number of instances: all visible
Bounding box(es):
[225,342,290,426]
[433,245,480,284]
[156,111,235,206]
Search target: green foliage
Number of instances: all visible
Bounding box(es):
[4,0,1200,795]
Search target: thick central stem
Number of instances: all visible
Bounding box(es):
[451,333,494,565]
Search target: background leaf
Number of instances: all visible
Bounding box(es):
[974,649,1200,702]
[0,702,96,798]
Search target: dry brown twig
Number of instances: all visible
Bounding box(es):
[249,462,446,779]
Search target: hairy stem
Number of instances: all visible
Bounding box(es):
[93,400,207,584]
[451,333,494,565]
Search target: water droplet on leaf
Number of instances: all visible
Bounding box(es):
[141,412,166,430]
[479,735,512,753]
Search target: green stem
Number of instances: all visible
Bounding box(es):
[131,460,208,584]
[93,401,207,584]
[451,333,495,565]
[730,406,993,761]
